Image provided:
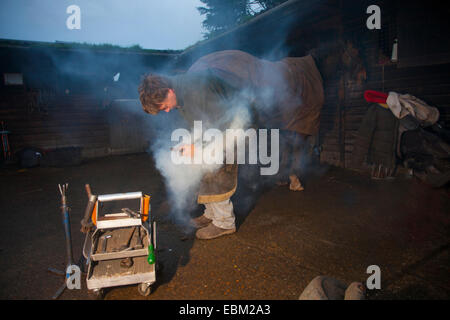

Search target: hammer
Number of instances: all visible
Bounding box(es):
[80,184,97,233]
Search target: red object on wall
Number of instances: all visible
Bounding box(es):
[364,90,388,104]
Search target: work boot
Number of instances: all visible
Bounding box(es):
[195,223,236,240]
[344,282,366,300]
[190,214,212,229]
[289,174,304,191]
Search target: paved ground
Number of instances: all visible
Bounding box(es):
[0,153,448,300]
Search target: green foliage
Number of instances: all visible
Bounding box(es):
[252,0,288,11]
[198,0,250,37]
[198,0,288,38]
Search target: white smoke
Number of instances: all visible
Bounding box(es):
[148,93,254,228]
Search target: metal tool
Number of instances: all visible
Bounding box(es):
[59,184,74,267]
[117,227,139,268]
[136,227,144,249]
[48,183,77,299]
[113,226,137,252]
[79,184,96,273]
[101,234,112,253]
[0,121,11,161]
[81,184,97,233]
[121,207,140,218]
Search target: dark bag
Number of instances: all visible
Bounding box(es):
[401,128,450,187]
[17,147,42,168]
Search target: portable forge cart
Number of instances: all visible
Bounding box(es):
[83,191,156,297]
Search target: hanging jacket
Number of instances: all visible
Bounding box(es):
[353,104,400,169]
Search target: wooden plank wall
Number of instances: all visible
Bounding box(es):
[318,80,343,167]
[327,3,450,169]
[0,46,176,159]
[0,90,110,158]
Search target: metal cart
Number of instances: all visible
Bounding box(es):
[83,191,156,297]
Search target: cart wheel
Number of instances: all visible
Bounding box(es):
[88,288,104,300]
[138,283,152,296]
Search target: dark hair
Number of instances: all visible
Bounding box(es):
[138,74,173,115]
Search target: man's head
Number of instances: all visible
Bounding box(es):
[138,74,177,115]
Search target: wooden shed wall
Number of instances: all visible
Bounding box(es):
[0,45,175,159]
[0,91,110,158]
[327,1,450,169]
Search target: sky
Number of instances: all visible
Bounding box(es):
[0,0,205,50]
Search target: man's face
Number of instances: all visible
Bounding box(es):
[159,89,177,113]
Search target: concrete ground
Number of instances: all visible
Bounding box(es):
[0,153,448,300]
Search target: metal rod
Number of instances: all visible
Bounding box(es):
[85,184,92,198]
[153,221,157,250]
[47,267,65,276]
[81,194,97,233]
[59,183,74,266]
[52,282,67,300]
[49,183,74,300]
[98,192,142,202]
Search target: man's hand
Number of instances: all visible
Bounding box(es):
[178,144,195,158]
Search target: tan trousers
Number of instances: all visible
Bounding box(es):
[203,199,235,229]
